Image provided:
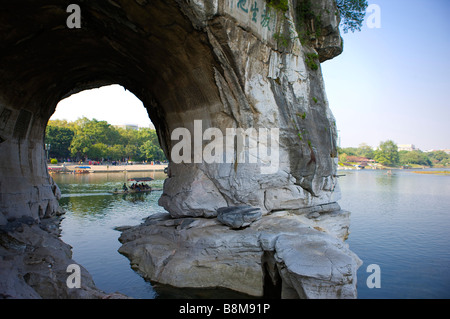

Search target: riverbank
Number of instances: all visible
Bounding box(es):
[337,162,433,171]
[48,163,168,173]
[412,170,450,175]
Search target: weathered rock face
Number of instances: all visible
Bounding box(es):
[0,0,359,299]
[158,0,343,218]
[0,216,128,299]
[0,0,342,222]
[118,209,361,299]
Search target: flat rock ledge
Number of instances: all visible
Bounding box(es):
[118,209,362,299]
[217,206,262,229]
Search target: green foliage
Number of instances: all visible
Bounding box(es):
[338,152,348,162]
[339,142,448,167]
[338,144,374,159]
[266,0,289,12]
[356,143,374,159]
[45,124,75,159]
[45,117,166,162]
[399,150,432,166]
[50,158,58,164]
[305,53,319,70]
[69,118,121,159]
[427,150,449,166]
[374,140,400,167]
[273,32,290,48]
[336,0,368,33]
[296,112,307,120]
[293,0,367,49]
[295,0,323,45]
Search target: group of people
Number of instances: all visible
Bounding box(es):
[122,182,151,192]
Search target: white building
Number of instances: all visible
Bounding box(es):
[114,124,139,131]
[397,144,416,151]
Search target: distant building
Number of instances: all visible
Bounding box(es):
[114,124,139,131]
[397,144,416,151]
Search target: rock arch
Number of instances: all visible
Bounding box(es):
[0,0,224,221]
[1,0,361,298]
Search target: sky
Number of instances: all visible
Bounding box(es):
[321,0,450,151]
[51,0,450,151]
[52,85,154,128]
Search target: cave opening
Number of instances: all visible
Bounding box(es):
[45,84,162,164]
[0,0,223,223]
[46,84,169,298]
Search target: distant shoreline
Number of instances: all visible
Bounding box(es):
[48,163,168,173]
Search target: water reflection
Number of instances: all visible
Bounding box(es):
[340,169,450,298]
[55,171,167,298]
[55,168,450,299]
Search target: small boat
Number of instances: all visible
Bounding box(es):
[110,188,152,195]
[73,166,91,174]
[110,177,154,195]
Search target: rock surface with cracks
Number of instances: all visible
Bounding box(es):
[118,209,362,299]
[0,0,360,298]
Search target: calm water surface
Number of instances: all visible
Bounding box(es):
[55,169,450,299]
[56,171,166,298]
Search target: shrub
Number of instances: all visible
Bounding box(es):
[266,0,289,12]
[50,158,58,164]
[305,53,319,70]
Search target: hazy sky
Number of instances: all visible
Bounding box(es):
[52,85,153,128]
[51,0,449,150]
[322,0,450,150]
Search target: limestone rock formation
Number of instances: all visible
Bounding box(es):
[118,209,361,298]
[0,216,128,299]
[0,0,360,299]
[0,0,342,222]
[217,205,262,229]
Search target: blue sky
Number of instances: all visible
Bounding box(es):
[322,0,450,150]
[52,0,450,151]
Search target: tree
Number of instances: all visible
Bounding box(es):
[399,150,431,166]
[45,125,74,160]
[336,0,368,33]
[427,150,449,166]
[339,147,358,156]
[338,153,348,163]
[374,140,400,167]
[88,143,108,161]
[69,117,120,160]
[140,140,166,161]
[45,117,166,163]
[108,144,126,161]
[356,143,374,159]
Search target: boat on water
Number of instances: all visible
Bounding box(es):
[110,177,154,195]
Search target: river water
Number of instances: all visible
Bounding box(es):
[54,169,450,299]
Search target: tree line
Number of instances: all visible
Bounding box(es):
[45,117,166,163]
[338,140,449,167]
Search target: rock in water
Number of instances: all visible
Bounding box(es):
[217,206,262,229]
[118,211,362,299]
[0,0,360,299]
